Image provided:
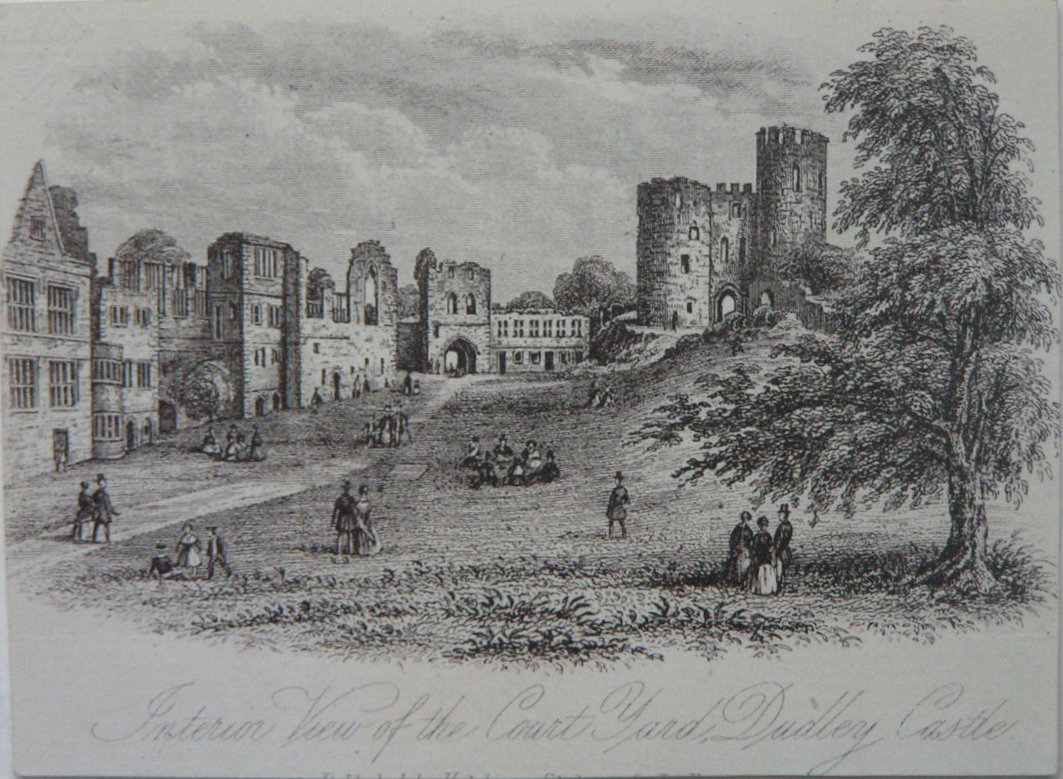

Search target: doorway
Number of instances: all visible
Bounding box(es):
[52,429,68,468]
[498,351,506,375]
[545,351,555,371]
[332,371,342,400]
[443,337,477,375]
[159,401,177,434]
[126,420,137,452]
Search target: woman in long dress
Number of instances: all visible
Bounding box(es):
[748,516,778,596]
[353,486,381,556]
[175,523,202,577]
[249,425,267,462]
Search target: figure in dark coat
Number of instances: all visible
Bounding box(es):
[148,543,173,579]
[91,474,120,544]
[773,504,794,589]
[728,511,754,585]
[402,372,413,395]
[205,526,232,579]
[606,471,630,539]
[249,425,267,461]
[332,481,358,555]
[72,481,93,541]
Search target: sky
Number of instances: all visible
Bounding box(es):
[0,0,1058,303]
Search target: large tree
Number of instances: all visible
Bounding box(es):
[636,27,1059,592]
[505,290,554,312]
[553,256,635,316]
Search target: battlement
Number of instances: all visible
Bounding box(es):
[714,182,754,194]
[757,125,829,149]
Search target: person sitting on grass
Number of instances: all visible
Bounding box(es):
[200,427,221,457]
[412,380,421,396]
[493,434,514,460]
[148,542,173,579]
[537,450,560,484]
[461,436,482,468]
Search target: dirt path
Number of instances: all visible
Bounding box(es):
[4,373,480,578]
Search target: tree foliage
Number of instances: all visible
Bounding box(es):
[638,26,1060,592]
[170,362,227,422]
[776,240,860,295]
[823,26,1041,244]
[115,228,191,265]
[505,290,554,312]
[553,256,635,316]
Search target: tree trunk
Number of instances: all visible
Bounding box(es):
[915,467,996,593]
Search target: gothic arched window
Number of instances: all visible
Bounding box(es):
[720,237,730,264]
[465,293,476,314]
[792,164,802,192]
[688,224,700,241]
[446,292,458,315]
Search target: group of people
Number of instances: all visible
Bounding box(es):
[330,480,381,557]
[364,403,412,448]
[586,379,615,409]
[401,372,422,396]
[70,473,121,543]
[200,424,267,462]
[727,504,794,595]
[149,523,231,580]
[460,434,561,488]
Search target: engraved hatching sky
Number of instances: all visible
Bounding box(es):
[0,0,1057,300]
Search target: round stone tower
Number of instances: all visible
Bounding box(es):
[755,126,828,256]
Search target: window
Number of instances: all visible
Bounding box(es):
[47,285,76,335]
[465,294,476,315]
[122,360,134,388]
[173,289,189,317]
[681,254,690,274]
[513,351,524,365]
[559,351,569,365]
[731,202,742,219]
[530,319,539,338]
[720,238,730,264]
[515,319,524,337]
[688,224,699,240]
[686,301,694,314]
[312,342,320,354]
[120,260,139,291]
[530,351,541,365]
[93,414,122,441]
[110,306,130,328]
[135,308,152,327]
[194,291,208,318]
[433,323,440,339]
[271,348,280,365]
[268,305,282,328]
[544,319,553,337]
[793,164,802,192]
[29,216,46,241]
[575,350,584,362]
[557,319,565,337]
[144,263,165,292]
[7,277,35,332]
[93,359,122,383]
[446,293,458,315]
[253,247,280,278]
[447,266,455,279]
[466,269,474,280]
[572,319,583,337]
[136,361,152,388]
[9,358,36,409]
[251,304,262,325]
[213,306,224,339]
[253,348,267,367]
[502,320,509,337]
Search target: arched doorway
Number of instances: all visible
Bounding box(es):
[332,371,342,400]
[716,289,738,321]
[159,401,177,434]
[142,419,153,445]
[443,338,477,375]
[125,420,137,452]
[273,393,282,411]
[364,266,379,325]
[255,396,267,416]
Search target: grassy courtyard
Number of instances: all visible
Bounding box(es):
[16,317,1056,668]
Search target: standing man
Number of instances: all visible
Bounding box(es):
[205,526,232,579]
[331,480,358,555]
[72,481,93,541]
[91,473,120,544]
[403,371,413,396]
[774,504,794,589]
[728,511,754,585]
[606,471,630,539]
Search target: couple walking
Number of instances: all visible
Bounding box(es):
[728,504,794,595]
[331,481,381,557]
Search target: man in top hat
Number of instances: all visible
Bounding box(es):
[774,503,794,589]
[606,471,630,539]
[331,480,358,555]
[205,526,232,579]
[149,542,173,579]
[91,474,120,544]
